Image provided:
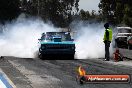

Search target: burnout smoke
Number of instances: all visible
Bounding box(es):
[74,22,113,59]
[0,15,114,59]
[0,16,55,58]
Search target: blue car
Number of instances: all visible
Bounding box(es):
[38,32,75,59]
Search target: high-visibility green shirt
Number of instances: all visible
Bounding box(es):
[103,28,112,42]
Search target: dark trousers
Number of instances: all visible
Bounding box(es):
[105,41,110,60]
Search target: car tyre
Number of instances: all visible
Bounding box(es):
[39,53,43,59]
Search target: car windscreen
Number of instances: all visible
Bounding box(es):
[118,28,132,33]
[41,32,71,41]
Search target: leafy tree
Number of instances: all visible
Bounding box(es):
[99,0,132,26]
[122,1,132,26]
[79,9,101,22]
[79,9,90,20]
[21,0,80,27]
[98,0,116,24]
[0,0,20,23]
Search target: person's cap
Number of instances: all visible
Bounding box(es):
[104,23,109,28]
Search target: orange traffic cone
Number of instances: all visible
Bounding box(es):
[113,49,120,62]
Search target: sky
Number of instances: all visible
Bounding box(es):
[79,0,100,12]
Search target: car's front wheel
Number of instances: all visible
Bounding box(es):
[38,53,43,59]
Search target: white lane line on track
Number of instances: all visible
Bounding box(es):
[0,79,7,88]
[0,68,16,88]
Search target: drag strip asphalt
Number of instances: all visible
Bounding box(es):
[0,56,132,88]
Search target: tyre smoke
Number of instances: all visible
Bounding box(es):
[0,15,56,58]
[73,22,113,59]
[0,15,113,59]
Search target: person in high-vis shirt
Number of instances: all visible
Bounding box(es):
[103,23,112,61]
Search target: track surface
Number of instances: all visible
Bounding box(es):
[0,57,132,88]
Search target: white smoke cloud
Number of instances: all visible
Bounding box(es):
[74,22,114,59]
[0,15,56,58]
[0,15,114,59]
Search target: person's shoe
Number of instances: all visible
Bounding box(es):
[104,59,109,61]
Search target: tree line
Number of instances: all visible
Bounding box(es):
[0,0,132,27]
[79,0,132,27]
[0,0,79,27]
[99,0,132,26]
